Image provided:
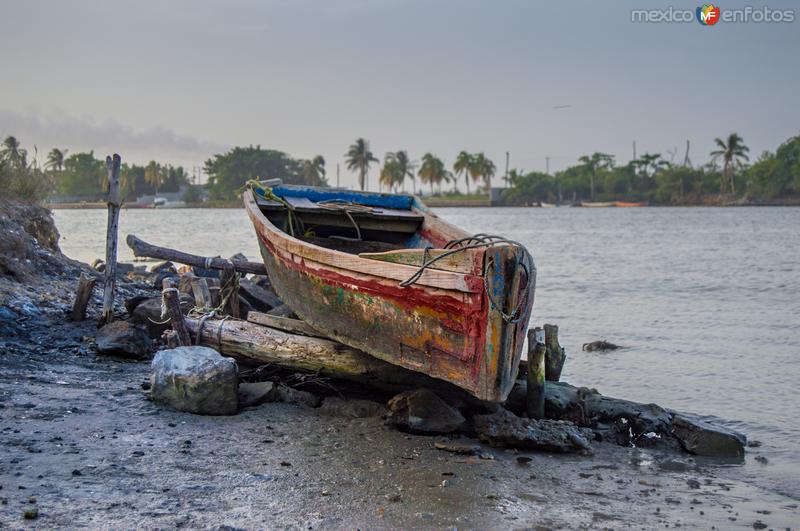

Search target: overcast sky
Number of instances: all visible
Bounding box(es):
[1,0,798,189]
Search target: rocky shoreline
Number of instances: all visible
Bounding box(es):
[1,201,797,528]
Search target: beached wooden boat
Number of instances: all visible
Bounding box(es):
[243,184,535,401]
[614,201,645,207]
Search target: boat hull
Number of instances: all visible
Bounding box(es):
[245,191,535,401]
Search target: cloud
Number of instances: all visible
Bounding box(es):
[0,108,228,168]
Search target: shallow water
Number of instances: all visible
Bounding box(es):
[54,206,800,500]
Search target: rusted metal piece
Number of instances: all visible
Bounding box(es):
[243,189,535,402]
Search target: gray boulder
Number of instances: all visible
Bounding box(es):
[150,346,238,415]
[96,321,153,359]
[387,389,465,434]
[472,408,593,454]
[671,413,746,457]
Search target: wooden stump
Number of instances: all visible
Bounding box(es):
[219,263,240,318]
[526,328,546,419]
[190,276,213,309]
[544,323,566,382]
[70,272,96,321]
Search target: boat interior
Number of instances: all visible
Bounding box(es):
[255,185,429,255]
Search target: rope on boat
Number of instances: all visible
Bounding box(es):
[246,180,304,236]
[399,234,534,324]
[315,199,376,241]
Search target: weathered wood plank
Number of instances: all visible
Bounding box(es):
[162,278,191,346]
[247,312,325,338]
[70,272,96,321]
[101,154,121,324]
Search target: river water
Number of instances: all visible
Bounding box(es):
[54,206,800,500]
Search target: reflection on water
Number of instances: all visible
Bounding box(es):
[54,206,800,499]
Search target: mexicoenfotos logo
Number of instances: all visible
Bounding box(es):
[631,5,795,24]
[697,4,720,25]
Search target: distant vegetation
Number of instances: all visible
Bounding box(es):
[501,133,800,205]
[2,132,798,205]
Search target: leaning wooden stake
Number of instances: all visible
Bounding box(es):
[544,323,566,382]
[219,263,240,318]
[70,272,96,321]
[162,278,191,346]
[101,154,122,324]
[126,235,267,275]
[526,328,546,419]
[190,276,213,309]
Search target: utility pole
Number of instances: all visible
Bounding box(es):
[683,139,691,167]
[336,163,340,188]
[504,151,510,187]
[633,140,637,161]
[545,156,550,175]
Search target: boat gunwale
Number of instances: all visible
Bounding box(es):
[243,189,481,293]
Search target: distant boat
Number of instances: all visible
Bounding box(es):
[614,201,645,208]
[244,184,535,402]
[579,201,615,208]
[539,202,556,208]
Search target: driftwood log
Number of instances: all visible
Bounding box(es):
[101,154,122,324]
[544,323,566,381]
[70,272,96,321]
[126,235,267,275]
[183,316,483,405]
[526,329,546,420]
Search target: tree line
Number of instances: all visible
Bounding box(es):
[502,133,800,205]
[3,132,798,205]
[0,136,193,202]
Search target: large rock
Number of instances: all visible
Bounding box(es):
[131,295,193,338]
[150,346,238,415]
[386,389,465,434]
[96,320,153,359]
[238,278,283,312]
[472,408,593,454]
[671,413,746,457]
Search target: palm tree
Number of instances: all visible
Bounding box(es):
[472,153,495,192]
[144,161,164,196]
[711,133,749,195]
[418,153,451,195]
[45,148,68,172]
[1,136,27,168]
[345,138,378,191]
[578,152,614,200]
[392,150,416,194]
[453,151,473,195]
[380,155,402,192]
[300,155,326,186]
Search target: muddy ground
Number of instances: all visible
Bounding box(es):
[1,202,798,529]
[1,278,798,530]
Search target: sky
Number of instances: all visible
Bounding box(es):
[1,0,798,189]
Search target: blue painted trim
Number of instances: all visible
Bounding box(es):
[271,185,413,210]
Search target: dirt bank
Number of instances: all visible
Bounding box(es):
[1,202,798,529]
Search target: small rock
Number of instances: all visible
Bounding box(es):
[385,493,402,502]
[95,321,153,359]
[434,439,481,455]
[71,469,82,476]
[150,261,176,274]
[23,506,38,519]
[755,456,768,464]
[582,340,621,352]
[150,346,239,416]
[318,397,386,418]
[516,456,532,465]
[275,385,320,408]
[671,413,746,457]
[238,381,276,408]
[686,478,701,489]
[386,389,465,434]
[752,520,767,529]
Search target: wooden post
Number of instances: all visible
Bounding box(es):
[219,263,240,318]
[162,278,191,346]
[190,277,213,309]
[70,272,96,321]
[101,154,121,324]
[544,323,566,382]
[526,328,546,419]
